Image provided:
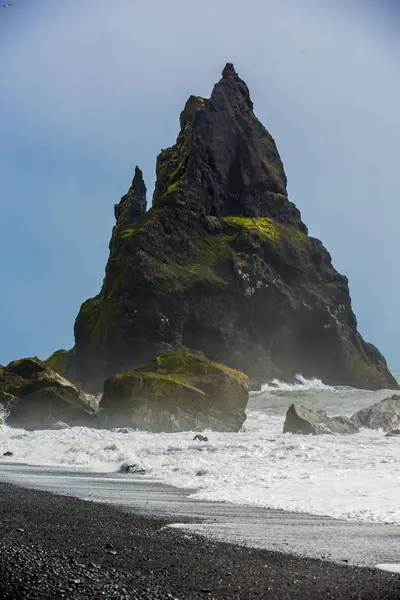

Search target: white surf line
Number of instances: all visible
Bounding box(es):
[375,564,400,574]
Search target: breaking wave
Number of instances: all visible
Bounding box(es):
[0,375,399,524]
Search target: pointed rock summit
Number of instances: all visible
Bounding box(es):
[74,64,398,392]
[114,166,147,223]
[153,62,294,222]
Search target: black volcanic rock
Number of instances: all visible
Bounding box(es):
[73,63,398,392]
[114,166,147,222]
[7,386,96,430]
[283,404,359,435]
[100,351,248,433]
[0,357,96,429]
[351,395,400,432]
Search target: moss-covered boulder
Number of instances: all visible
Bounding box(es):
[100,351,249,432]
[1,357,97,430]
[74,63,398,392]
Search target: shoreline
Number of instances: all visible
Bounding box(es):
[1,462,400,567]
[0,481,399,599]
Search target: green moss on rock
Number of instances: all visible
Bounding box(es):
[79,295,118,343]
[223,216,281,241]
[100,351,249,432]
[45,350,68,375]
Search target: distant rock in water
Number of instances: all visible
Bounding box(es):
[193,434,208,442]
[351,395,400,432]
[51,421,71,430]
[283,404,359,435]
[100,351,248,433]
[73,63,397,392]
[0,357,97,430]
[119,463,146,475]
[386,429,400,437]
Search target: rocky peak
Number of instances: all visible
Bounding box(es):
[73,64,398,394]
[221,62,239,79]
[114,166,147,223]
[211,62,253,112]
[153,63,302,225]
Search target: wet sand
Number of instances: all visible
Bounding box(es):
[0,478,399,599]
[1,463,400,567]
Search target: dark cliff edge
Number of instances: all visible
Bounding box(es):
[73,63,398,393]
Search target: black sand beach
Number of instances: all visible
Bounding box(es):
[0,482,399,599]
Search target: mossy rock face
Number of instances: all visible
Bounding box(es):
[45,349,77,383]
[1,357,97,430]
[73,64,398,392]
[45,350,68,375]
[100,351,249,432]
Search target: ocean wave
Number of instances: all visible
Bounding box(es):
[254,374,337,396]
[0,382,399,525]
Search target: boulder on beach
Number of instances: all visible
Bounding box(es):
[0,357,97,430]
[283,404,359,435]
[351,395,400,432]
[100,350,248,432]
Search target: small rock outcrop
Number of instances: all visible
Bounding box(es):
[193,434,208,442]
[351,395,400,432]
[114,166,147,223]
[386,429,400,437]
[0,391,15,411]
[0,357,96,430]
[51,421,71,430]
[118,463,146,475]
[100,351,248,432]
[73,63,397,393]
[45,348,77,383]
[283,404,359,435]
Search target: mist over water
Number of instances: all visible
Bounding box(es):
[1,374,399,524]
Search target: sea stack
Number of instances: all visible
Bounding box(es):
[73,63,398,392]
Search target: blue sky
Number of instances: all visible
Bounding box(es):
[0,0,399,370]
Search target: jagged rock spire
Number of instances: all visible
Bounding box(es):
[221,62,240,80]
[154,61,288,220]
[210,62,253,111]
[114,166,147,222]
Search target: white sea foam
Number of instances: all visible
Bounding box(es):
[0,377,399,524]
[255,374,336,394]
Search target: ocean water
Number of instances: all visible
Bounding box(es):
[0,374,399,525]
